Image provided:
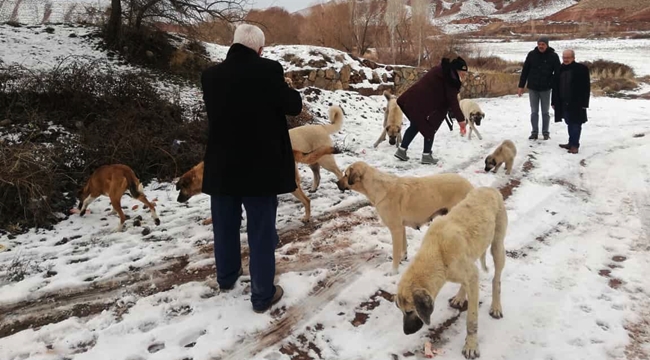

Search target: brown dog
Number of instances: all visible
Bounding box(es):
[77,164,160,232]
[176,146,341,225]
[396,186,507,359]
[342,161,474,274]
[373,90,403,148]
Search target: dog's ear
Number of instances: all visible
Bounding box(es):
[413,289,433,325]
[480,112,485,119]
[347,167,360,186]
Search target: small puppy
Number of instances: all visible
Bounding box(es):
[77,164,160,232]
[459,98,485,141]
[485,140,517,175]
[396,186,507,359]
[373,90,403,148]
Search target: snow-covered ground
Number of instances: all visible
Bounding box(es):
[1,24,650,360]
[473,38,650,77]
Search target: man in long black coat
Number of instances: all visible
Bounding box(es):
[201,24,302,313]
[552,49,591,154]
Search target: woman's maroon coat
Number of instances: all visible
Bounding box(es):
[396,61,466,139]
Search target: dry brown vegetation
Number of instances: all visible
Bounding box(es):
[0,60,207,233]
[585,60,639,96]
[463,53,523,97]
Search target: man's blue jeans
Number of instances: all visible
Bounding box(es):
[529,89,551,136]
[211,195,279,311]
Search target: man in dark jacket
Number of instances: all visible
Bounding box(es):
[552,49,590,154]
[394,57,468,165]
[201,24,302,313]
[518,36,561,140]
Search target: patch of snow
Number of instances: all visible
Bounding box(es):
[475,38,650,76]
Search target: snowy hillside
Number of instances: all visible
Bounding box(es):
[0,0,108,24]
[1,24,650,360]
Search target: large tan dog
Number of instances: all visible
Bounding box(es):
[484,140,517,175]
[395,186,507,359]
[342,161,474,274]
[459,98,486,141]
[176,146,340,225]
[77,164,160,232]
[289,106,346,193]
[373,90,403,148]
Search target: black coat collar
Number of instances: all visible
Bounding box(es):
[226,43,259,60]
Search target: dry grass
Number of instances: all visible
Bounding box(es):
[482,72,520,97]
[592,77,638,95]
[465,55,522,74]
[584,59,636,79]
[638,75,650,84]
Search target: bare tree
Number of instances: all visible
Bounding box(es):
[410,0,428,67]
[107,0,122,42]
[348,0,383,57]
[106,0,249,44]
[385,0,403,64]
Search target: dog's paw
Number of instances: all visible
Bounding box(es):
[462,341,480,359]
[401,252,408,261]
[489,306,503,319]
[300,216,311,224]
[449,297,469,311]
[387,267,399,276]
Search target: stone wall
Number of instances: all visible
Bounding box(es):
[285,62,393,96]
[286,60,487,99]
[392,66,488,98]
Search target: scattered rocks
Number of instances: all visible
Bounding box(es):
[142,227,151,236]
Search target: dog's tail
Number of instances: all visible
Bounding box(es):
[323,105,344,134]
[125,169,143,199]
[480,251,489,272]
[383,90,392,102]
[293,145,340,165]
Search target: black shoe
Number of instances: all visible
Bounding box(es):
[529,134,538,140]
[219,267,243,291]
[253,285,284,313]
[543,134,550,140]
[559,143,570,149]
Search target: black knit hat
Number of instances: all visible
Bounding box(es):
[538,36,549,45]
[451,56,468,72]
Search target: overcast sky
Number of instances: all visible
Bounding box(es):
[250,0,324,13]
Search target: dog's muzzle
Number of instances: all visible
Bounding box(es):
[177,193,190,203]
[389,136,397,145]
[403,314,424,335]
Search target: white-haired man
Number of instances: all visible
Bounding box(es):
[200,24,302,313]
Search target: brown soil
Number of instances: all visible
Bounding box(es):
[612,255,627,262]
[428,313,462,345]
[351,290,394,327]
[599,269,611,277]
[546,0,650,22]
[608,278,624,289]
[625,312,650,360]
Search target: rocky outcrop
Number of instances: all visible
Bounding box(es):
[393,66,488,99]
[285,63,394,96]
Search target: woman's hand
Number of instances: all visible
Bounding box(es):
[459,121,467,136]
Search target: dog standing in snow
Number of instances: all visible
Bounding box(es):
[459,98,486,141]
[76,164,160,232]
[373,90,403,148]
[485,140,517,175]
[395,186,507,359]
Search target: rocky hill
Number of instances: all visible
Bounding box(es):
[546,0,650,22]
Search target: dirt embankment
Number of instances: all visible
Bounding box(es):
[546,0,650,22]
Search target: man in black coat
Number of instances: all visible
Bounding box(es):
[518,36,561,140]
[552,49,591,154]
[201,24,302,313]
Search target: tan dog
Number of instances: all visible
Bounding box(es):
[176,146,341,225]
[395,186,507,359]
[77,164,160,232]
[289,106,346,193]
[459,98,486,141]
[342,161,474,274]
[373,90,403,148]
[484,140,517,175]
